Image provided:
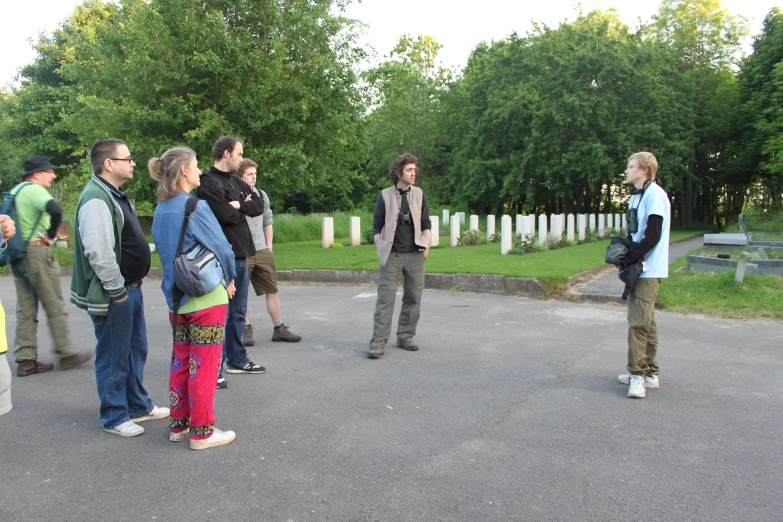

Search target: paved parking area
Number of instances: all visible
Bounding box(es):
[1,276,781,521]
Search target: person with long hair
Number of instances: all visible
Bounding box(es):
[149,146,238,449]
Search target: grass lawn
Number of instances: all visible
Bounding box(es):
[658,250,783,320]
[275,229,708,290]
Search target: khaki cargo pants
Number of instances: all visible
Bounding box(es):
[627,277,660,376]
[11,246,74,362]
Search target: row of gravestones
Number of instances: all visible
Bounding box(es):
[321,213,626,253]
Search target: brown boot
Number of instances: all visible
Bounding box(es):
[272,324,301,343]
[60,352,92,370]
[17,360,55,377]
[368,345,385,359]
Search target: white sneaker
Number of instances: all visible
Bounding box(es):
[618,374,659,389]
[132,406,171,423]
[105,420,144,437]
[170,430,188,442]
[627,375,646,398]
[190,428,237,450]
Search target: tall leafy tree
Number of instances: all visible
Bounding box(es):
[363,35,451,201]
[440,9,690,216]
[736,7,783,208]
[1,0,368,212]
[648,0,749,225]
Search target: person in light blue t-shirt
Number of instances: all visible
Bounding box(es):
[617,152,671,399]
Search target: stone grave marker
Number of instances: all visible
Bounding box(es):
[501,215,512,254]
[538,214,548,245]
[567,213,575,241]
[349,216,360,246]
[322,217,334,248]
[450,215,460,247]
[430,215,440,247]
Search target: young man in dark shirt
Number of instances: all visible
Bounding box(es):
[369,154,431,359]
[71,139,168,437]
[198,136,266,386]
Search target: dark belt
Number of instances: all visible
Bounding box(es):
[28,240,50,247]
[125,280,142,288]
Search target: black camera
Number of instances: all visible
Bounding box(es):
[627,208,638,234]
[400,211,412,225]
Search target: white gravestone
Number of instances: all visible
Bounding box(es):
[559,213,565,234]
[487,214,496,242]
[527,215,536,240]
[442,210,449,228]
[322,217,334,248]
[551,215,562,241]
[577,214,586,241]
[606,214,613,230]
[501,215,512,255]
[349,216,360,246]
[456,212,466,225]
[614,214,621,232]
[516,215,524,239]
[598,214,605,238]
[450,215,460,247]
[538,214,548,246]
[589,214,596,232]
[429,215,439,247]
[567,214,575,241]
[621,214,627,233]
[469,215,479,230]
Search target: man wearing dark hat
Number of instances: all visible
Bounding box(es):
[9,156,92,377]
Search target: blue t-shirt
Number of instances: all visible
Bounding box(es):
[629,183,671,278]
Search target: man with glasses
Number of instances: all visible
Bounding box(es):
[71,139,168,437]
[368,154,431,359]
[9,156,92,377]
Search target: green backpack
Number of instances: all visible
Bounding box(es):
[0,182,42,267]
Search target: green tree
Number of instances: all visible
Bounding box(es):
[648,0,749,225]
[1,0,369,212]
[363,35,451,201]
[440,9,690,216]
[736,7,783,208]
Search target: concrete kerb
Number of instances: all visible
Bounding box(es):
[50,267,546,299]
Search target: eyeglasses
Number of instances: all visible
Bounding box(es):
[110,157,133,163]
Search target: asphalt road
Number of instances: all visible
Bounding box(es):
[1,276,781,521]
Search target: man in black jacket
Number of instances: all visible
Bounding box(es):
[198,136,266,387]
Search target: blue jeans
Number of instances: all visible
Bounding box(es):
[91,285,153,429]
[224,258,250,368]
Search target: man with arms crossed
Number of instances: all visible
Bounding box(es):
[617,152,671,399]
[71,139,168,436]
[369,154,431,359]
[198,136,266,387]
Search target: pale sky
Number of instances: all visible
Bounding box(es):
[0,0,778,88]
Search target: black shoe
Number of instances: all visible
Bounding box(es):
[241,324,255,346]
[216,377,228,389]
[225,362,266,374]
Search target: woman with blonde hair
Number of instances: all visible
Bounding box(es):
[149,146,238,450]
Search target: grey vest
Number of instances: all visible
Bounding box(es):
[376,185,427,266]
